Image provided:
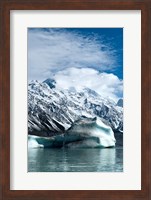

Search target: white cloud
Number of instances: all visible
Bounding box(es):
[28,28,117,81]
[54,68,123,102]
[28,29,123,101]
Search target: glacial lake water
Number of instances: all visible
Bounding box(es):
[28,147,123,172]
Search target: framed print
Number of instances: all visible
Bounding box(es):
[0,0,151,200]
[27,27,124,173]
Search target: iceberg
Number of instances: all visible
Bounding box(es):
[28,117,116,148]
[65,117,116,148]
[28,135,44,148]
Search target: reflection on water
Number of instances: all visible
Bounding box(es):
[28,147,123,172]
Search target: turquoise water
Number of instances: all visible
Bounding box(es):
[28,147,123,172]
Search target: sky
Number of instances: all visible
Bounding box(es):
[28,28,123,101]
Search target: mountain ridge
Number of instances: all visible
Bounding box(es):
[28,79,123,137]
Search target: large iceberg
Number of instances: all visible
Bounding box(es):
[28,117,116,148]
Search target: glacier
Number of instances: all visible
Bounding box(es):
[28,117,116,148]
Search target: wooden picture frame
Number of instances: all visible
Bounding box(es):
[0,0,151,199]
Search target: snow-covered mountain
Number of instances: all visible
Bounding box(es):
[28,79,123,137]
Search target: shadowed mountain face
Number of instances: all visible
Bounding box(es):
[28,80,123,137]
[43,78,56,89]
[116,99,123,107]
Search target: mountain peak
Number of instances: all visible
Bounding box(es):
[43,78,56,89]
[83,88,99,97]
[117,99,123,107]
